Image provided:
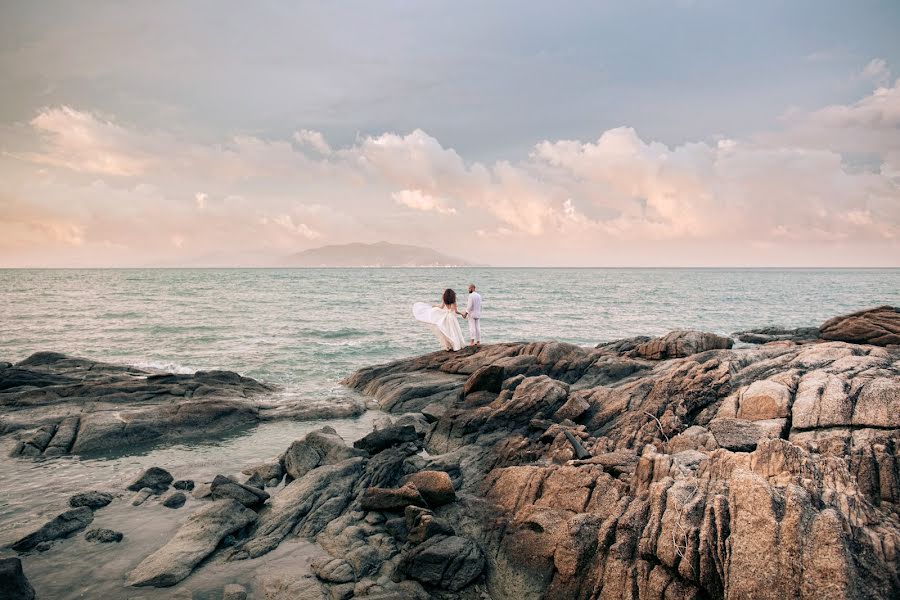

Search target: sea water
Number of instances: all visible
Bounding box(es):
[0,268,897,597]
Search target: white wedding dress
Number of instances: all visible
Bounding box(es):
[413,302,466,351]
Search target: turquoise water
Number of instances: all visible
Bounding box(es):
[2,268,898,398]
[0,268,898,597]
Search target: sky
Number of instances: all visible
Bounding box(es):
[1,0,899,267]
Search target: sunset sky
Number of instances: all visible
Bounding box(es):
[1,1,899,267]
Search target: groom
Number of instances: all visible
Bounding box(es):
[462,283,482,346]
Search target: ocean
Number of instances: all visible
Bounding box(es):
[0,267,898,598]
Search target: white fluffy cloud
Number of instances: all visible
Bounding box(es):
[2,72,899,266]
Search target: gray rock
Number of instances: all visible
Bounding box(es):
[708,417,786,451]
[12,506,94,551]
[310,556,355,583]
[400,535,485,591]
[353,425,419,455]
[127,467,173,493]
[173,479,195,491]
[162,491,187,509]
[85,528,124,543]
[222,583,248,600]
[241,461,283,486]
[0,557,35,600]
[127,499,257,587]
[131,488,154,506]
[282,428,365,480]
[69,490,113,509]
[210,475,269,508]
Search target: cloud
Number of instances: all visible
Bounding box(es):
[15,106,155,176]
[860,58,891,87]
[392,189,456,214]
[2,78,899,266]
[294,129,332,154]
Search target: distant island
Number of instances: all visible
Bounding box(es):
[281,241,474,267]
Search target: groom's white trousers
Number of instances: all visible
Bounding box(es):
[467,317,481,343]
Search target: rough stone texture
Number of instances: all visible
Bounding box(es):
[353,424,419,455]
[161,490,187,509]
[126,467,173,493]
[222,583,248,600]
[85,528,124,543]
[11,506,94,551]
[401,470,456,507]
[210,474,269,508]
[127,499,257,587]
[634,330,734,360]
[733,326,820,344]
[342,317,900,600]
[282,427,367,480]
[820,305,900,346]
[399,535,485,591]
[0,353,280,458]
[173,479,195,491]
[0,557,35,600]
[68,490,113,509]
[360,483,426,512]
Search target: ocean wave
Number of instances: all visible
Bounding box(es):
[132,361,196,374]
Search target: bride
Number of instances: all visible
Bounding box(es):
[413,288,466,352]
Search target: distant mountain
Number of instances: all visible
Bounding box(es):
[281,242,474,267]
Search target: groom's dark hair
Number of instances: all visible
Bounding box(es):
[442,288,456,306]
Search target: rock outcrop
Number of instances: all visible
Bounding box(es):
[820,305,900,346]
[11,506,94,552]
[0,352,366,459]
[0,557,35,600]
[339,318,900,599]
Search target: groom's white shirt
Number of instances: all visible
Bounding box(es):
[466,292,482,319]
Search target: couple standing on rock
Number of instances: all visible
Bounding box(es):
[413,283,482,352]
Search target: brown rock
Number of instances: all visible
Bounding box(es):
[401,471,456,506]
[819,305,900,346]
[359,483,426,512]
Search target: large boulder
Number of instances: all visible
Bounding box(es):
[401,471,456,507]
[634,330,733,359]
[0,557,35,600]
[463,364,506,395]
[68,490,114,509]
[282,427,365,480]
[127,499,257,587]
[819,306,900,346]
[11,506,94,551]
[126,467,173,493]
[400,535,485,591]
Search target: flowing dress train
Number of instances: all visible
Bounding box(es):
[412,302,466,351]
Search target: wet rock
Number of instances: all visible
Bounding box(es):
[12,506,94,551]
[131,488,154,506]
[222,583,248,600]
[420,402,446,423]
[359,483,426,512]
[162,491,187,509]
[210,475,269,508]
[399,535,485,591]
[820,305,900,346]
[173,479,195,491]
[0,557,35,600]
[85,528,123,543]
[401,471,456,507]
[127,467,173,493]
[69,490,113,509]
[353,425,419,455]
[127,499,257,587]
[634,330,733,359]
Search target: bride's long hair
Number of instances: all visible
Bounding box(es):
[442,288,456,306]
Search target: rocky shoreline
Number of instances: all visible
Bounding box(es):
[1,306,898,599]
